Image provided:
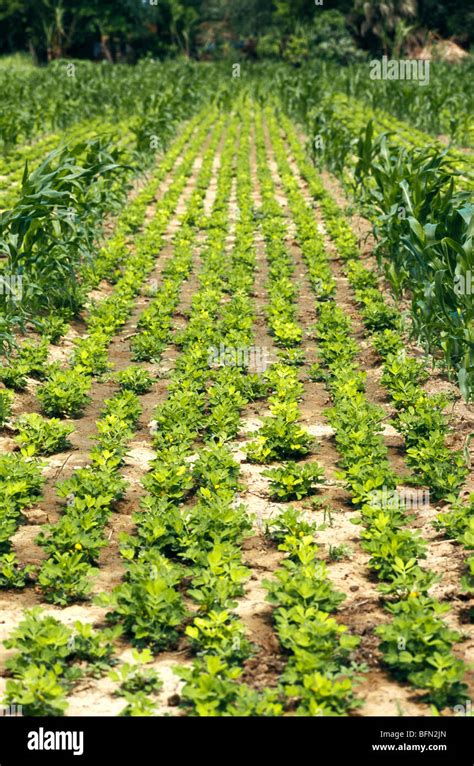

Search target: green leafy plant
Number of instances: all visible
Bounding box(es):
[4,665,67,717]
[188,544,250,612]
[37,370,91,418]
[361,519,427,581]
[109,649,162,696]
[98,553,186,649]
[72,333,110,375]
[265,536,346,613]
[69,621,120,676]
[14,413,74,455]
[38,551,96,605]
[175,655,283,716]
[57,465,126,504]
[0,452,45,513]
[247,404,313,464]
[264,461,324,501]
[376,596,468,707]
[119,691,157,716]
[36,496,110,564]
[0,388,13,426]
[38,314,70,344]
[112,366,154,394]
[185,610,252,663]
[328,544,352,562]
[0,341,49,390]
[101,391,142,427]
[0,553,33,589]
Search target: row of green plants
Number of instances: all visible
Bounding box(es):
[266,107,469,711]
[314,305,468,710]
[0,111,205,446]
[0,114,216,588]
[251,108,362,715]
[0,60,224,151]
[128,116,226,365]
[0,116,134,211]
[246,115,311,466]
[0,69,221,342]
[0,380,155,711]
[279,111,473,621]
[34,386,140,604]
[0,106,203,337]
[312,93,472,186]
[0,108,212,336]
[25,115,226,593]
[1,113,216,413]
[271,84,473,401]
[256,60,473,150]
[98,109,284,715]
[0,112,236,717]
[264,509,361,715]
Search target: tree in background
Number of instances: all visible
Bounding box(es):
[417,0,474,50]
[0,0,470,61]
[352,0,418,56]
[0,0,142,60]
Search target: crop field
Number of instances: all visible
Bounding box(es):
[0,58,473,723]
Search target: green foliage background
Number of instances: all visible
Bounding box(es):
[0,0,471,63]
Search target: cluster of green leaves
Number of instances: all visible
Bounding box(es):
[379,351,467,502]
[0,451,44,587]
[436,494,474,606]
[1,138,126,323]
[14,413,74,455]
[376,597,467,708]
[246,395,313,463]
[264,461,324,501]
[99,550,186,650]
[109,649,162,717]
[111,365,154,395]
[3,609,119,716]
[35,386,140,605]
[37,369,91,418]
[0,340,49,390]
[0,388,13,427]
[176,655,283,717]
